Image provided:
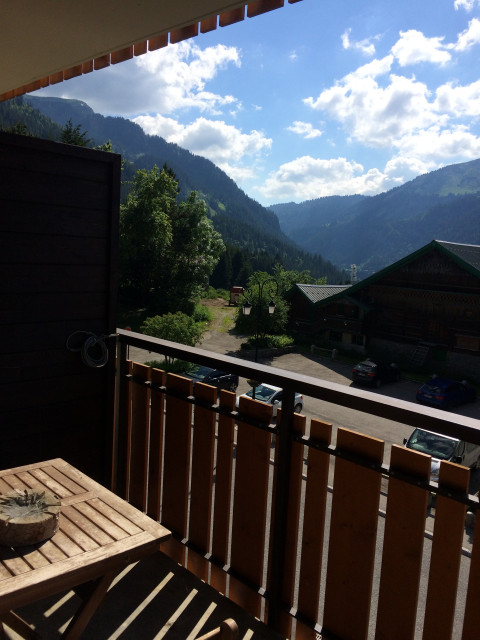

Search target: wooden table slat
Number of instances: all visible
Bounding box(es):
[59,504,115,547]
[59,507,102,552]
[46,528,84,558]
[33,539,68,564]
[73,501,129,542]
[0,550,31,577]
[0,562,13,580]
[29,466,86,497]
[10,547,51,571]
[14,471,68,500]
[87,497,143,536]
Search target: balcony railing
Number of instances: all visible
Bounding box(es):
[114,329,480,640]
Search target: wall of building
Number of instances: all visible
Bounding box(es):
[370,338,480,382]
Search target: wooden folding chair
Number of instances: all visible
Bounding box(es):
[196,618,239,639]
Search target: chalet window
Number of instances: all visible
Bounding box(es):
[352,334,364,346]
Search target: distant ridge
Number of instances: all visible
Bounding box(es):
[20,95,344,282]
[270,159,480,277]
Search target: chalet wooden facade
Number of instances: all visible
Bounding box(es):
[289,241,480,377]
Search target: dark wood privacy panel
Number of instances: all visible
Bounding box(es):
[0,132,120,482]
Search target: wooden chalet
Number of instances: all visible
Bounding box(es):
[290,240,480,377]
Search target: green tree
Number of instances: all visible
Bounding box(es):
[2,120,29,135]
[120,165,224,313]
[234,271,289,338]
[59,119,91,146]
[141,312,204,364]
[272,264,327,293]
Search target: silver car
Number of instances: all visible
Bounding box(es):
[236,383,304,417]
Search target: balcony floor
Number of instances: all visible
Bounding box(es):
[3,553,285,640]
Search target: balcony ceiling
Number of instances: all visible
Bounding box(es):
[0,0,300,102]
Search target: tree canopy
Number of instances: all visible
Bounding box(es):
[234,266,327,337]
[59,119,92,146]
[120,165,225,314]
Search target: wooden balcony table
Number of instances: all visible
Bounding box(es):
[0,458,170,639]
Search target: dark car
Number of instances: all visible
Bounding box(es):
[416,376,476,409]
[352,359,400,388]
[184,365,239,392]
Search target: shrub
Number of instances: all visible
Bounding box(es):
[192,304,212,324]
[244,334,294,349]
[144,359,190,374]
[141,312,205,364]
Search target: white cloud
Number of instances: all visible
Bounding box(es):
[341,28,377,56]
[391,30,451,66]
[217,163,256,183]
[394,125,480,160]
[287,121,322,139]
[434,78,480,115]
[134,41,241,114]
[453,17,480,50]
[133,114,272,165]
[305,65,441,147]
[258,156,394,201]
[382,155,434,181]
[454,0,480,11]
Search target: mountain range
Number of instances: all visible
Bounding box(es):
[269,161,480,277]
[5,95,342,283]
[2,95,480,281]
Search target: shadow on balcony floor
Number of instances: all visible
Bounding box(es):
[4,553,286,640]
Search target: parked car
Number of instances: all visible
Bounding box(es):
[351,359,400,388]
[236,383,304,416]
[404,427,480,481]
[184,365,239,392]
[416,376,476,409]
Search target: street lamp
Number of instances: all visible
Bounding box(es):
[242,275,279,364]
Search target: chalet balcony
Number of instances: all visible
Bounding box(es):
[4,329,480,640]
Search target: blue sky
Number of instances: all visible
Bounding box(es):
[36,0,480,206]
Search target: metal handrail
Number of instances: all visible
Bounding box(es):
[117,328,480,445]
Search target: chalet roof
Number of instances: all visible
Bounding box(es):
[0,0,302,103]
[436,240,480,276]
[310,239,480,308]
[295,284,351,304]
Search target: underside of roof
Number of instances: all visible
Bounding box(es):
[0,0,302,103]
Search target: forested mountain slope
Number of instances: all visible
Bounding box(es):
[13,95,343,282]
[270,160,480,277]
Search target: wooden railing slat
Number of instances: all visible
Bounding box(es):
[296,419,332,639]
[462,509,480,640]
[271,410,306,638]
[147,368,165,520]
[211,389,236,595]
[128,363,150,511]
[229,396,272,618]
[161,373,193,565]
[114,356,131,499]
[323,428,384,640]
[375,445,430,640]
[187,382,218,581]
[423,461,470,640]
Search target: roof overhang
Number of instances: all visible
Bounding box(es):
[0,0,301,102]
